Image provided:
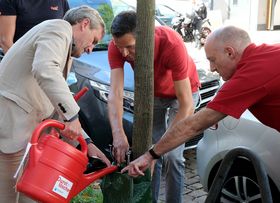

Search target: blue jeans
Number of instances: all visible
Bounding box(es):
[152,92,199,203]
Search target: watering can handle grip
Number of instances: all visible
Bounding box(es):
[74,86,89,101]
[31,119,87,155]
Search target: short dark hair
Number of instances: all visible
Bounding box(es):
[111,10,136,38]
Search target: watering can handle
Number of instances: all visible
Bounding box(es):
[74,86,89,101]
[30,119,87,155]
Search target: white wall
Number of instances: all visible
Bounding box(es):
[212,0,267,31]
[274,0,280,26]
[212,0,228,22]
[257,0,267,27]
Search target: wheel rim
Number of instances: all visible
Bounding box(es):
[220,176,261,203]
[201,27,211,36]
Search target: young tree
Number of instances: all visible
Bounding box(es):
[132,0,155,159]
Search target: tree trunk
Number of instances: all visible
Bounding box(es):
[132,0,155,159]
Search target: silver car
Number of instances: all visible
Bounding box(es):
[197,110,280,202]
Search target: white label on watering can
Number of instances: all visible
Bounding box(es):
[52,175,73,199]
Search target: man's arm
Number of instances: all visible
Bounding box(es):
[30,22,81,139]
[121,107,226,176]
[168,78,195,127]
[108,68,129,164]
[0,15,16,53]
[154,107,226,155]
[87,143,111,166]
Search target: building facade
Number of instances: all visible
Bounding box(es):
[209,0,280,31]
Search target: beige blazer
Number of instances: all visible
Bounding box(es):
[0,19,80,153]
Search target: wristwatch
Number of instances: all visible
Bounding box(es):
[85,138,93,145]
[148,145,161,159]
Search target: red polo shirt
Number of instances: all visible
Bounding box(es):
[108,26,200,98]
[207,43,280,132]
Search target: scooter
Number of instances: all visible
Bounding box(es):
[171,14,211,48]
[172,14,195,43]
[193,18,212,48]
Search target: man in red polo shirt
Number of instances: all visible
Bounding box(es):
[107,11,200,203]
[121,26,280,178]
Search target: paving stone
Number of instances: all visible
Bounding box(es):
[183,195,195,203]
[187,189,208,199]
[185,177,200,185]
[183,188,192,194]
[193,195,207,203]
[190,183,204,190]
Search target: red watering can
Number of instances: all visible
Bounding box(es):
[16,119,118,203]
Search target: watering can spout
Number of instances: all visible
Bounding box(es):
[74,165,118,196]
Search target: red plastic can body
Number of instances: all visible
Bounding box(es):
[17,135,88,203]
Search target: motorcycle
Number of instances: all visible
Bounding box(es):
[172,15,195,43]
[193,17,212,48]
[171,12,211,48]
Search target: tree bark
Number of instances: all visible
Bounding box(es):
[132,0,155,159]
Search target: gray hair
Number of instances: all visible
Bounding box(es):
[63,5,105,32]
[211,26,251,53]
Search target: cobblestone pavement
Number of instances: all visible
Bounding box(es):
[159,149,207,203]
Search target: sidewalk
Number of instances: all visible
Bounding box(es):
[159,149,207,203]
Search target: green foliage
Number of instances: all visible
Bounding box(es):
[71,183,103,203]
[100,170,152,203]
[96,4,114,34]
[101,172,134,203]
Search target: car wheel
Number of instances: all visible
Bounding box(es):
[209,158,280,203]
[216,159,265,203]
[220,175,261,203]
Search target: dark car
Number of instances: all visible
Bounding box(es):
[68,0,221,158]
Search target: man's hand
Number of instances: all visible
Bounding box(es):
[87,143,111,167]
[112,130,130,164]
[61,118,82,140]
[121,152,154,177]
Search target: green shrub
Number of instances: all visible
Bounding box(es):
[71,183,103,203]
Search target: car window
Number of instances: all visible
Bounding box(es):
[157,4,176,17]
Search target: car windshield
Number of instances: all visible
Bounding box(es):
[69,0,162,49]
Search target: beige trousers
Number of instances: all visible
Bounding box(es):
[0,150,36,203]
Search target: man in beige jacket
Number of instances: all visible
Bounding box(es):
[0,6,107,203]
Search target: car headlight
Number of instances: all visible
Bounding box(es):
[90,80,134,113]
